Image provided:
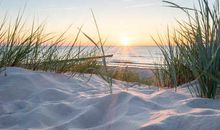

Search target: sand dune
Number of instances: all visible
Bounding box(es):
[0,67,220,130]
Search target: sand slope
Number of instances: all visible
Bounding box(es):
[0,67,220,130]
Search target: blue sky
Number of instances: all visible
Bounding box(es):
[1,0,198,45]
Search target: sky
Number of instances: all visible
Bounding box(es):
[0,0,199,46]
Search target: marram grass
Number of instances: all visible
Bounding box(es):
[0,11,101,74]
[0,10,116,94]
[155,0,220,98]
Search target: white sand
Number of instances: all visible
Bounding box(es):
[0,67,220,130]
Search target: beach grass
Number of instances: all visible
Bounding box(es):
[107,66,154,85]
[0,11,101,75]
[0,9,118,94]
[154,0,220,98]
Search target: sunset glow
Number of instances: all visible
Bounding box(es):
[1,0,198,46]
[120,37,132,46]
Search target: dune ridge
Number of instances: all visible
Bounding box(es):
[0,67,220,130]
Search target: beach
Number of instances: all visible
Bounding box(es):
[1,67,220,130]
[1,0,220,129]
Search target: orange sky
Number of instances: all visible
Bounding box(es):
[1,0,199,46]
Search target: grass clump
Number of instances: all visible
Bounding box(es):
[112,67,140,83]
[154,0,220,98]
[153,36,194,88]
[0,11,100,75]
[0,9,117,95]
[109,66,154,85]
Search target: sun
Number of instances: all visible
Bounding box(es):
[120,37,131,46]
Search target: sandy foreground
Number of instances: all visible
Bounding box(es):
[0,67,220,130]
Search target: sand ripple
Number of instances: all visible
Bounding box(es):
[0,67,220,130]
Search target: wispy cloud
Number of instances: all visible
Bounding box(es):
[122,0,134,1]
[125,2,159,9]
[39,7,78,11]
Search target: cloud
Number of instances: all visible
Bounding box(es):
[122,0,134,1]
[122,0,160,2]
[125,2,159,8]
[39,7,78,11]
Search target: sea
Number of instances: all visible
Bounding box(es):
[101,46,163,68]
[59,46,164,68]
